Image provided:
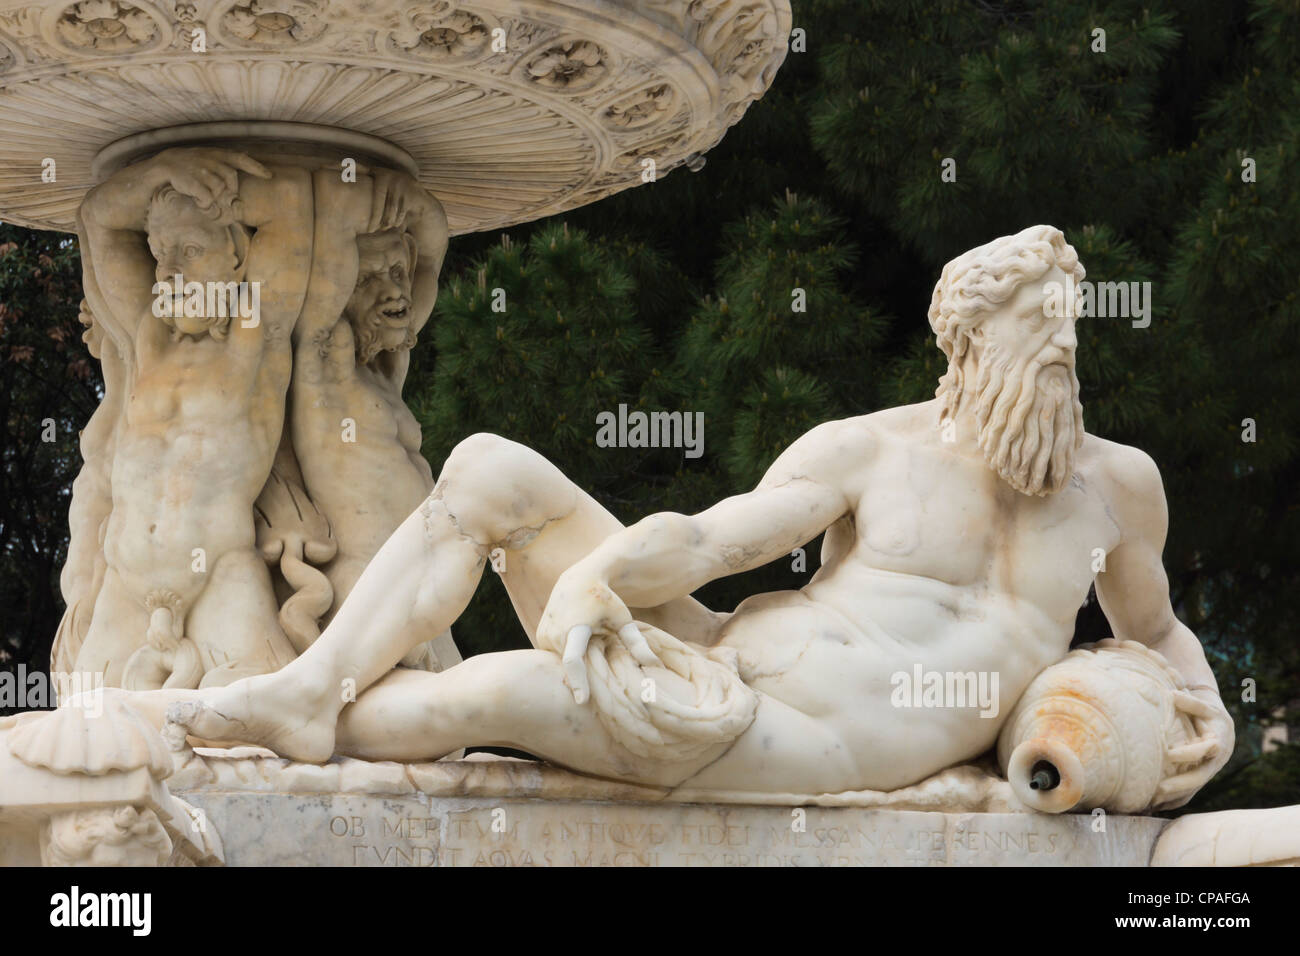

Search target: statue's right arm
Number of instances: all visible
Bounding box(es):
[77,192,156,345]
[600,420,864,603]
[536,420,867,652]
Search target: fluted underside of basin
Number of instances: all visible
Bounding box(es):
[0,0,791,234]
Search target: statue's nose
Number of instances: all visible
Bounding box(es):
[1051,318,1077,353]
[155,258,180,282]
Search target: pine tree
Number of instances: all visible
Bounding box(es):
[410,223,680,654]
[678,191,885,488]
[0,228,97,699]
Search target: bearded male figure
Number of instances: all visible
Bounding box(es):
[166,225,1232,809]
[280,168,459,671]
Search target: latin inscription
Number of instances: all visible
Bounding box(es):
[315,801,1094,866]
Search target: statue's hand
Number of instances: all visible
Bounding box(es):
[1152,688,1235,810]
[144,148,270,211]
[537,567,662,705]
[367,168,430,234]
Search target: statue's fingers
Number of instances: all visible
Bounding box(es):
[367,187,387,234]
[1153,769,1203,803]
[562,624,592,705]
[175,177,213,209]
[213,163,239,196]
[383,185,402,230]
[1168,736,1218,765]
[1173,689,1218,719]
[618,622,661,669]
[225,152,272,179]
[194,170,227,206]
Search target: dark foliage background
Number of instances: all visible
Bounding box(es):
[3,0,1297,812]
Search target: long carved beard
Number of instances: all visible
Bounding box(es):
[973,345,1084,496]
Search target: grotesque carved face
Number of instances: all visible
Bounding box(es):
[41,806,172,867]
[146,187,245,338]
[965,264,1083,497]
[346,229,417,366]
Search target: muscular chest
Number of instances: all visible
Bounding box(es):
[296,376,421,452]
[852,443,1120,610]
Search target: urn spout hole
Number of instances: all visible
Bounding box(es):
[1029,760,1061,791]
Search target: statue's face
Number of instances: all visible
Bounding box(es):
[972,265,1079,372]
[967,264,1084,497]
[345,231,415,365]
[147,199,241,337]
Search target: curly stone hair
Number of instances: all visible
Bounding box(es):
[146,185,251,269]
[928,224,1085,420]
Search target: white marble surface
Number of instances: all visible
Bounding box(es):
[0,0,792,235]
[178,792,1169,867]
[1151,806,1300,867]
[168,226,1232,817]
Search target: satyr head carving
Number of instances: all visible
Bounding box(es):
[41,805,172,866]
[346,228,418,366]
[929,224,1086,497]
[145,185,251,339]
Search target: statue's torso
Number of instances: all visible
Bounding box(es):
[105,327,283,582]
[290,345,433,610]
[716,407,1126,786]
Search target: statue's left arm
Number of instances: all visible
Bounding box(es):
[1094,446,1234,809]
[536,419,868,697]
[235,165,314,348]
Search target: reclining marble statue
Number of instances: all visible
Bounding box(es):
[117,223,1233,812]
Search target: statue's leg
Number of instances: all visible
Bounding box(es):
[171,433,722,761]
[187,549,298,687]
[72,568,149,688]
[333,652,683,783]
[417,432,722,644]
[332,650,861,792]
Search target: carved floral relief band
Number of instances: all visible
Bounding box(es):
[0,0,791,235]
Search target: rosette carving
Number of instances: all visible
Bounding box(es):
[525,38,607,90]
[57,0,157,51]
[223,0,327,45]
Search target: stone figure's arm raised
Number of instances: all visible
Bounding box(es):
[75,214,135,364]
[367,168,448,337]
[80,149,270,327]
[233,163,313,347]
[295,169,375,364]
[1093,444,1234,809]
[536,419,868,664]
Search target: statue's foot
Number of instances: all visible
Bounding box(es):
[165,672,338,763]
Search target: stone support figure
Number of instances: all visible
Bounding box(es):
[73,148,312,689]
